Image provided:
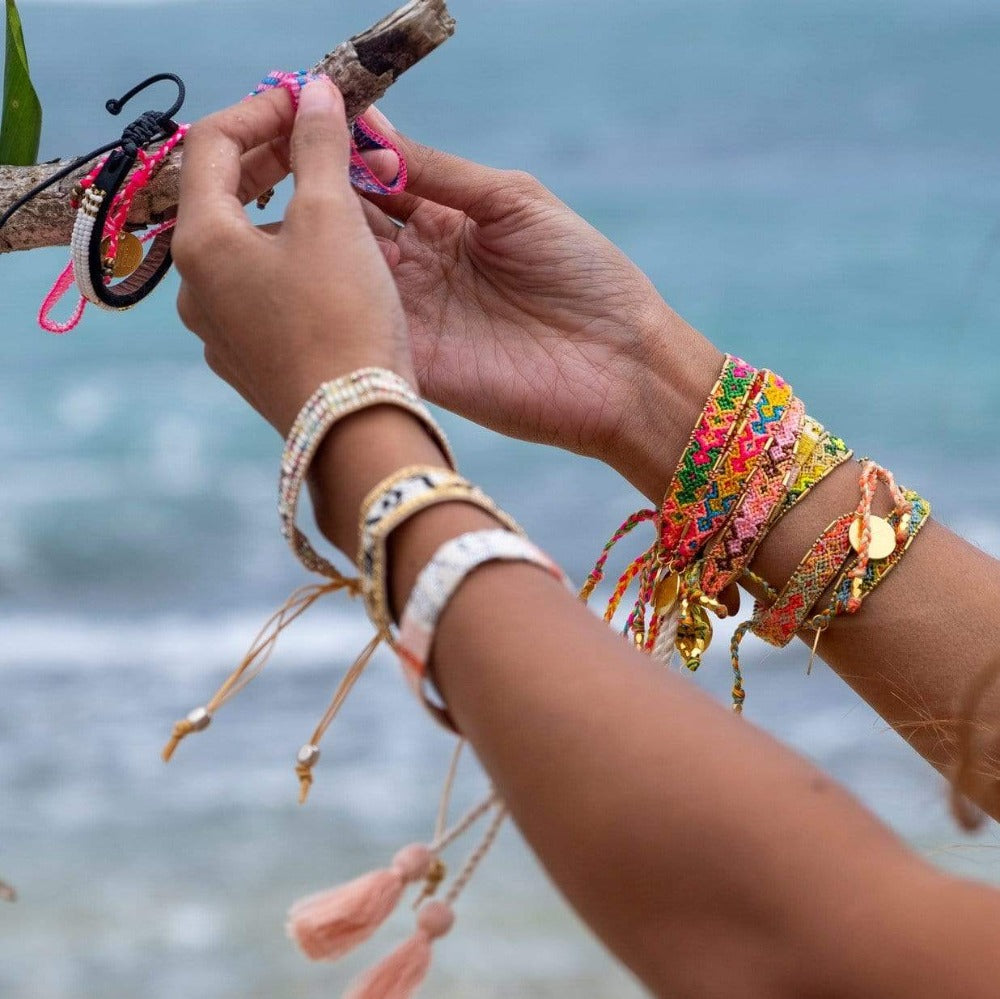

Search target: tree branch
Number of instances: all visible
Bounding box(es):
[0,0,455,254]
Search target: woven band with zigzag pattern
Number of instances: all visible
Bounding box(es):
[698,397,806,596]
[669,369,794,571]
[750,513,855,647]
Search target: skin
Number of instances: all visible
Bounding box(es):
[173,80,1000,996]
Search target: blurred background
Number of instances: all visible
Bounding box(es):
[1,1,999,996]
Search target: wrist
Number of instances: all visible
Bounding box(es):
[307,405,451,559]
[601,300,725,504]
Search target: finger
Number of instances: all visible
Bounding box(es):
[359,197,401,242]
[359,148,402,186]
[238,135,291,205]
[359,186,429,225]
[177,88,296,229]
[288,78,352,207]
[361,106,531,225]
[376,236,401,269]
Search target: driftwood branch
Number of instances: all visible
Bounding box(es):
[0,0,455,254]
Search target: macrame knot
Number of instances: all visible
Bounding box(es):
[121,111,170,154]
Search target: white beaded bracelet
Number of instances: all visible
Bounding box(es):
[397,528,570,728]
[279,369,456,579]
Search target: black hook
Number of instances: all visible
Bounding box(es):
[105,72,185,124]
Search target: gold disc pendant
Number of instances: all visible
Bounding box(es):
[849,515,896,561]
[101,231,144,279]
[653,571,681,615]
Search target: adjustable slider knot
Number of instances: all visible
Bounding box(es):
[296,744,321,804]
[412,857,447,910]
[120,111,172,154]
[161,706,212,762]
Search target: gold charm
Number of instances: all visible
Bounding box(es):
[101,231,144,279]
[675,601,713,672]
[653,571,681,615]
[849,515,896,561]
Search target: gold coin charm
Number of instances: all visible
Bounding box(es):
[653,571,681,615]
[101,232,144,279]
[849,515,896,560]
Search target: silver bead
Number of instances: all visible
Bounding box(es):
[296,744,321,767]
[186,707,212,731]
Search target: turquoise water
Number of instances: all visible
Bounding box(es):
[1,1,1000,996]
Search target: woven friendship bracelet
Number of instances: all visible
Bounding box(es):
[779,419,853,516]
[579,356,758,601]
[669,369,793,571]
[698,397,806,596]
[361,482,523,649]
[397,529,569,729]
[750,513,855,647]
[823,489,930,619]
[280,369,456,579]
[656,358,763,557]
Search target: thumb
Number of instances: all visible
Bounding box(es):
[289,78,352,206]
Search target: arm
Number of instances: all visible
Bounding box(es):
[173,83,1000,998]
[356,114,1000,818]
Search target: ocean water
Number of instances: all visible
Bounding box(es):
[1,1,1000,996]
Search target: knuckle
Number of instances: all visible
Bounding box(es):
[203,346,221,376]
[502,169,546,199]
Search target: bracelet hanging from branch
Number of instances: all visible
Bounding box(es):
[0,0,455,254]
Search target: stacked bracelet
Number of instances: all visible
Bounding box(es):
[583,353,930,711]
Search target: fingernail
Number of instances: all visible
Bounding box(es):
[298,76,337,111]
[366,105,397,136]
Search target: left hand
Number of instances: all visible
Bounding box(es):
[172,78,415,435]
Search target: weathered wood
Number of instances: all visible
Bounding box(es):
[0,0,455,254]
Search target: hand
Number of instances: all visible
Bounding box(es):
[173,80,415,435]
[358,109,722,490]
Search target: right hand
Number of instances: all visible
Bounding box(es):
[359,109,721,477]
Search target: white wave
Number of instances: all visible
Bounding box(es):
[0,607,375,671]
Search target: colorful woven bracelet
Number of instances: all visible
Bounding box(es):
[669,369,793,571]
[749,513,855,647]
[698,397,806,596]
[279,369,456,580]
[657,357,763,558]
[397,529,569,730]
[822,489,931,620]
[779,418,853,516]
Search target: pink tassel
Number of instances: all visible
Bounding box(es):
[343,901,455,999]
[287,844,433,961]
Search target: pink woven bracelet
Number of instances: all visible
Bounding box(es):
[698,397,805,596]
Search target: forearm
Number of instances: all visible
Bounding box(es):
[309,407,1000,998]
[613,310,1000,819]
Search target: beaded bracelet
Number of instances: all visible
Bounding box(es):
[358,465,468,579]
[360,481,523,650]
[397,528,570,729]
[279,368,456,579]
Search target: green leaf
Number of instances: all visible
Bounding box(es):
[0,0,41,165]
